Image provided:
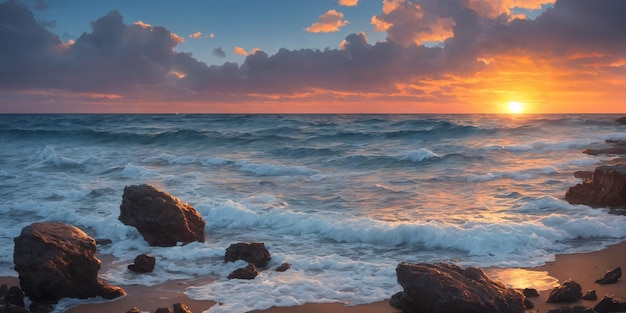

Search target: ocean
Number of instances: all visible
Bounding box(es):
[1,114,625,312]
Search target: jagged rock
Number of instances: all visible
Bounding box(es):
[393,262,526,313]
[595,267,622,284]
[155,308,173,313]
[128,254,156,273]
[173,302,193,313]
[581,290,597,300]
[565,165,626,210]
[547,280,582,303]
[523,288,539,297]
[119,184,205,247]
[594,296,626,313]
[4,287,24,308]
[126,308,142,313]
[228,263,258,280]
[13,223,125,304]
[276,262,291,272]
[224,242,271,268]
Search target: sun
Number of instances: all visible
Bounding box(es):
[508,101,525,114]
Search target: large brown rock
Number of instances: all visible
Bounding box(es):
[119,184,206,246]
[13,222,125,304]
[393,263,525,313]
[565,165,626,210]
[546,280,582,303]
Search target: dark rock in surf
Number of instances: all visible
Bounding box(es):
[573,171,593,180]
[582,290,597,301]
[276,262,291,272]
[393,262,526,313]
[224,242,271,268]
[595,267,621,284]
[228,263,258,280]
[583,140,626,156]
[523,288,539,298]
[119,184,205,247]
[547,280,582,303]
[13,222,125,304]
[565,165,626,211]
[128,254,156,273]
[616,117,626,125]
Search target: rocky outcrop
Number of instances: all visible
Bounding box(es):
[392,262,526,313]
[13,222,125,304]
[594,296,626,313]
[547,280,582,303]
[228,264,258,280]
[224,242,271,268]
[119,184,205,247]
[565,165,626,212]
[128,254,156,273]
[595,267,621,284]
[584,140,626,156]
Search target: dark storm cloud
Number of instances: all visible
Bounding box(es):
[212,46,226,58]
[0,0,624,100]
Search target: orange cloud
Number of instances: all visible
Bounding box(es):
[234,46,261,56]
[338,0,359,6]
[189,32,203,39]
[133,20,151,28]
[306,10,349,33]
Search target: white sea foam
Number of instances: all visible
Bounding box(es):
[399,148,439,162]
[120,163,161,179]
[234,160,320,176]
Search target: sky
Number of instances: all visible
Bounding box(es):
[1,0,625,114]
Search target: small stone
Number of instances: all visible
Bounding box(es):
[228,263,258,280]
[523,288,539,297]
[275,262,291,272]
[126,308,142,313]
[224,242,271,268]
[173,302,193,313]
[595,267,621,284]
[128,254,156,273]
[547,280,582,303]
[523,298,534,309]
[155,308,173,313]
[581,290,597,301]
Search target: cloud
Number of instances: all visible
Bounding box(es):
[305,9,349,33]
[33,0,48,11]
[338,0,359,6]
[209,33,215,39]
[234,46,261,56]
[189,31,213,39]
[212,47,226,58]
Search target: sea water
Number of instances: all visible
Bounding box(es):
[1,114,625,312]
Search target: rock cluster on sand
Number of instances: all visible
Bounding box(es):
[391,262,526,313]
[119,184,206,247]
[12,223,125,305]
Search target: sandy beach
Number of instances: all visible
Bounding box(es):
[2,240,625,313]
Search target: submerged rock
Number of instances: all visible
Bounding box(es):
[119,184,205,247]
[275,262,291,272]
[565,165,626,211]
[13,222,125,304]
[224,242,271,268]
[595,267,622,284]
[547,280,582,303]
[393,262,526,313]
[228,263,258,280]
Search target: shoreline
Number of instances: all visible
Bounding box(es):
[2,241,625,313]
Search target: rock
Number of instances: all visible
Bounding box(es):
[595,267,622,284]
[228,263,258,280]
[547,280,582,303]
[173,302,193,313]
[593,296,626,313]
[0,304,31,313]
[581,290,597,300]
[29,302,54,313]
[565,165,626,210]
[13,222,125,303]
[224,242,271,268]
[393,262,525,313]
[128,254,156,273]
[573,171,594,180]
[523,288,539,297]
[0,285,7,299]
[583,140,626,155]
[275,262,291,272]
[523,298,534,309]
[616,117,626,125]
[95,238,112,246]
[570,306,594,313]
[119,184,205,247]
[4,287,24,307]
[126,308,142,313]
[155,308,173,313]
[389,291,404,309]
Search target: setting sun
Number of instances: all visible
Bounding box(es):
[508,101,525,114]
